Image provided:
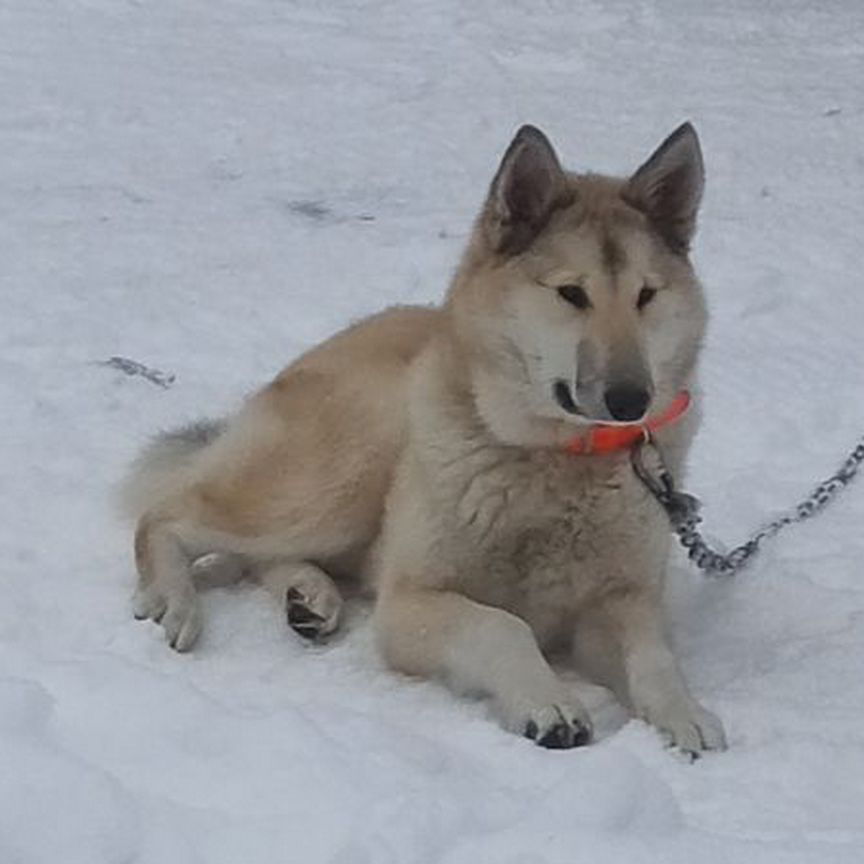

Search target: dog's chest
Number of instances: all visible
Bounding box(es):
[447,451,668,628]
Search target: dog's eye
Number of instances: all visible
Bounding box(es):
[637,286,657,310]
[557,284,591,310]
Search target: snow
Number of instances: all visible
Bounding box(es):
[2,1,864,861]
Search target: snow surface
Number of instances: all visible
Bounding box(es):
[2,1,864,862]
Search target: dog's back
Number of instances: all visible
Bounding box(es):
[124,305,439,547]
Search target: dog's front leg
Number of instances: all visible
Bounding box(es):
[375,588,592,748]
[599,589,727,754]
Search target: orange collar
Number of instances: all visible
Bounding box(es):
[565,390,691,455]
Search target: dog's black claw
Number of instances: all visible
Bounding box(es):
[525,720,539,740]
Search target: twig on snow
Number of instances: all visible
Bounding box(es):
[100,356,176,389]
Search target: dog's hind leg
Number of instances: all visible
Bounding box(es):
[257,560,343,640]
[133,516,202,652]
[133,518,345,648]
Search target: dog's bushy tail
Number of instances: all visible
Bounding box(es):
[119,419,225,520]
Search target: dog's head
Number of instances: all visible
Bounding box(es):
[448,124,707,444]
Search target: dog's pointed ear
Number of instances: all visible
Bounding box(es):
[483,125,569,255]
[624,122,704,254]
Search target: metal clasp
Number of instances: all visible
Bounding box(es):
[630,437,700,527]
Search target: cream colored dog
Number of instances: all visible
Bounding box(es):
[124,123,726,752]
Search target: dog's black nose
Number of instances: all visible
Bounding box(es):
[604,385,650,422]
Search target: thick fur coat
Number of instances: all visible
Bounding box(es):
[123,123,726,752]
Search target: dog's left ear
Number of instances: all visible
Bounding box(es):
[624,122,704,254]
[483,125,569,255]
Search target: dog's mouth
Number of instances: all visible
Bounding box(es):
[553,380,583,417]
[553,380,651,425]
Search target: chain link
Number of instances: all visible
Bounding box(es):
[631,435,864,577]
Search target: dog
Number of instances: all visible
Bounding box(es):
[123,122,726,753]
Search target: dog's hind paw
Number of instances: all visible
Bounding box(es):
[133,583,202,652]
[285,584,341,641]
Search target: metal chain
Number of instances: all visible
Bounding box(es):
[631,434,864,577]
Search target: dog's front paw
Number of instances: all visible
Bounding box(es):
[516,702,593,750]
[640,698,727,756]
